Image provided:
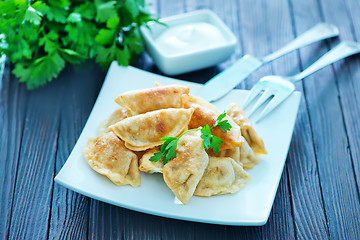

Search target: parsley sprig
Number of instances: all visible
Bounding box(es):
[149,111,232,165]
[0,0,159,89]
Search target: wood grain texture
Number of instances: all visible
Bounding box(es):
[123,208,163,240]
[7,76,62,240]
[292,0,360,239]
[334,0,360,197]
[48,63,105,240]
[285,0,331,239]
[0,63,27,239]
[88,201,124,239]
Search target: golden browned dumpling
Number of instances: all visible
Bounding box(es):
[84,132,140,187]
[210,137,258,170]
[194,157,250,197]
[139,148,164,173]
[182,95,243,150]
[182,95,221,114]
[162,132,209,204]
[239,137,259,169]
[109,108,194,151]
[226,103,267,155]
[115,85,190,114]
[213,147,241,165]
[98,108,130,135]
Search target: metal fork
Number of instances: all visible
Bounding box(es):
[242,41,360,122]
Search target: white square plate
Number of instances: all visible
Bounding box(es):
[55,63,301,226]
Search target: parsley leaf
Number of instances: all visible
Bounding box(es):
[24,6,43,25]
[46,7,68,23]
[10,38,32,61]
[95,29,116,45]
[39,31,59,53]
[74,2,95,20]
[13,52,65,89]
[95,0,117,23]
[67,13,82,23]
[164,139,178,164]
[1,0,157,89]
[211,136,223,154]
[60,48,86,64]
[149,151,164,163]
[200,125,212,149]
[216,120,232,133]
[106,17,120,29]
[124,0,140,20]
[30,52,65,88]
[214,111,226,125]
[150,111,233,165]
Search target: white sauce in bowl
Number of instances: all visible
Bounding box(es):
[155,22,228,56]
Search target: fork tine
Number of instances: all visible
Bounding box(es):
[254,91,294,123]
[242,84,265,109]
[247,88,274,117]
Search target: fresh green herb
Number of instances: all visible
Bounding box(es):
[199,111,231,154]
[149,111,233,164]
[0,0,159,89]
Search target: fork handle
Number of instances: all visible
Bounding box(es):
[261,23,339,63]
[289,41,360,82]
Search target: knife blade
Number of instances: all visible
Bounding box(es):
[195,55,262,102]
[195,23,339,102]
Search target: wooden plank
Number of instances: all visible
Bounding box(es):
[291,0,360,238]
[160,218,195,240]
[193,224,228,240]
[284,1,332,239]
[286,101,329,239]
[88,201,124,239]
[158,0,185,17]
[0,62,27,239]
[88,200,164,240]
[48,63,106,239]
[7,76,62,239]
[335,0,360,197]
[123,207,164,240]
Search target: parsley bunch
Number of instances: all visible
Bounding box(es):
[150,111,232,165]
[0,0,157,89]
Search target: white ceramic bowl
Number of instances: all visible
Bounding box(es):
[140,9,237,75]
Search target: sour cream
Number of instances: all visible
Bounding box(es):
[155,22,228,56]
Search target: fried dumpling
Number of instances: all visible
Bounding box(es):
[194,157,250,197]
[98,108,130,135]
[115,85,190,114]
[209,137,258,169]
[109,108,194,151]
[139,148,164,173]
[239,137,259,169]
[162,132,209,204]
[213,147,241,164]
[226,103,267,155]
[84,132,140,187]
[182,95,243,150]
[182,95,221,114]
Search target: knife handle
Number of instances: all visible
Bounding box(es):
[261,23,339,63]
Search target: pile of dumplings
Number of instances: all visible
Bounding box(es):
[84,84,267,204]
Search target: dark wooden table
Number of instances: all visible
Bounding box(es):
[1,0,360,239]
